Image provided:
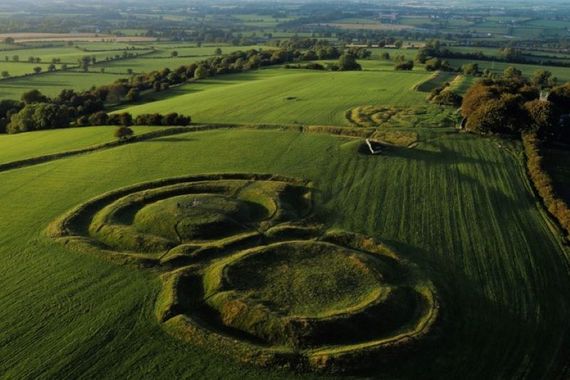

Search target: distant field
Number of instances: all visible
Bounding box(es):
[0,46,152,65]
[93,56,214,74]
[318,22,415,31]
[0,33,156,43]
[447,58,570,82]
[0,43,275,99]
[120,67,432,125]
[0,71,124,99]
[0,62,56,77]
[0,126,157,165]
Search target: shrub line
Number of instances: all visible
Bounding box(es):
[522,132,570,242]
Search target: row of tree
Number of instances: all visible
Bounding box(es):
[76,111,191,127]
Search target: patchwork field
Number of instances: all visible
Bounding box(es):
[120,68,432,126]
[0,126,157,165]
[0,127,568,378]
[0,71,126,99]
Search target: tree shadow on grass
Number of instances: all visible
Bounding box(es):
[351,238,555,379]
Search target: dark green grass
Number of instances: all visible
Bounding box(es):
[0,128,568,378]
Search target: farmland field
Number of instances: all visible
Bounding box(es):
[0,127,568,378]
[0,126,158,165]
[0,71,126,99]
[120,68,432,125]
[1,1,570,378]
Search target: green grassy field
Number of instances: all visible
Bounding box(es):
[0,43,273,100]
[0,127,568,378]
[92,56,214,74]
[0,126,157,165]
[0,62,56,77]
[120,67,432,125]
[448,58,570,82]
[0,71,127,99]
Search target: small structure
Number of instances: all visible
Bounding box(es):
[365,139,383,155]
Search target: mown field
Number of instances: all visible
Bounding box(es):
[120,67,432,125]
[0,126,157,165]
[0,42,273,99]
[447,58,570,82]
[0,127,568,379]
[0,71,125,99]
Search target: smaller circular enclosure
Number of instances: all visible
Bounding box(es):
[222,241,381,318]
[133,194,268,242]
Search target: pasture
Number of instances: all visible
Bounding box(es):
[0,126,567,378]
[120,68,433,125]
[0,126,157,165]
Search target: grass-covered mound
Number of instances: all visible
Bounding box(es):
[47,173,312,265]
[48,171,440,373]
[157,231,439,373]
[346,105,457,130]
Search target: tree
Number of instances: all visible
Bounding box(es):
[118,112,133,126]
[33,66,42,74]
[1,71,9,78]
[171,50,179,57]
[12,55,18,62]
[531,70,553,89]
[4,37,15,45]
[338,54,361,71]
[88,111,109,125]
[395,60,414,71]
[48,64,56,72]
[380,52,390,60]
[503,66,523,81]
[80,56,91,71]
[21,89,48,104]
[127,68,133,75]
[126,88,140,102]
[549,83,570,111]
[465,94,526,134]
[215,48,222,55]
[425,58,442,71]
[395,40,404,48]
[415,49,428,64]
[524,100,558,136]
[7,103,70,134]
[194,65,208,79]
[114,126,134,141]
[461,63,480,76]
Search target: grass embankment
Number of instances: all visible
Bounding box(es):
[0,127,568,378]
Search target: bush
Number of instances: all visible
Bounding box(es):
[337,54,361,71]
[430,90,463,107]
[394,61,414,71]
[88,111,109,126]
[114,126,134,141]
[524,100,558,137]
